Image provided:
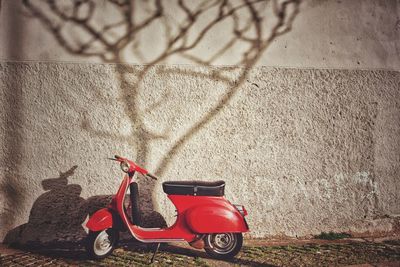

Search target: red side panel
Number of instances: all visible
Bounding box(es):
[186,205,248,233]
[86,208,113,232]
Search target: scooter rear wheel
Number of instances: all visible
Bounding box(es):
[204,233,243,259]
[86,228,119,259]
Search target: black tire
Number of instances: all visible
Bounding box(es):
[86,228,119,259]
[204,233,243,259]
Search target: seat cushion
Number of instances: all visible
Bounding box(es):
[162,180,225,196]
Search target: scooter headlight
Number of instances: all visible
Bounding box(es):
[120,160,131,173]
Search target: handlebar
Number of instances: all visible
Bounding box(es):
[108,155,158,180]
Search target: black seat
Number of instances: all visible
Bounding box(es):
[162,180,225,196]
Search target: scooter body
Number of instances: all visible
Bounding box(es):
[85,155,249,260]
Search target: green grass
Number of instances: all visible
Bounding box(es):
[314,232,352,240]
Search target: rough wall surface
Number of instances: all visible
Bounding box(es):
[1,62,399,242]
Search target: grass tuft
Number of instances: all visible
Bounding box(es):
[315,232,352,240]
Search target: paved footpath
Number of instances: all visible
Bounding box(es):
[1,238,400,266]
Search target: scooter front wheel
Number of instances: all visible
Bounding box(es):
[204,233,243,259]
[86,228,119,259]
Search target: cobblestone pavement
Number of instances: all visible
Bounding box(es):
[1,239,400,266]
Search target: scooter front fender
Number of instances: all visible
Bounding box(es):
[185,205,248,233]
[86,208,116,232]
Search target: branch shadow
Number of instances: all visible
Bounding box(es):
[2,0,302,246]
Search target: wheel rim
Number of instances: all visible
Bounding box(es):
[208,233,237,254]
[93,230,115,256]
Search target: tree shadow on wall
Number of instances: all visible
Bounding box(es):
[19,0,302,226]
[4,165,166,248]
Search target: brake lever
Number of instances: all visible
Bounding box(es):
[108,155,123,161]
[146,173,158,180]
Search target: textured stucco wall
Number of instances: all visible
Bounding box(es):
[1,0,400,245]
[1,62,399,243]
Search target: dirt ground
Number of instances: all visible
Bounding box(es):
[1,237,400,266]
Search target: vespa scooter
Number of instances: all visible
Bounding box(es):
[85,155,249,260]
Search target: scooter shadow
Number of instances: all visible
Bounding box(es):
[3,165,265,266]
[3,165,166,248]
[4,166,88,246]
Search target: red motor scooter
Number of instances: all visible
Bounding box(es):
[85,155,249,260]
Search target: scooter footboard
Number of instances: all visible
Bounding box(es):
[185,205,248,233]
[86,208,125,232]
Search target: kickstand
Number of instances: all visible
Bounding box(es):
[150,243,160,264]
